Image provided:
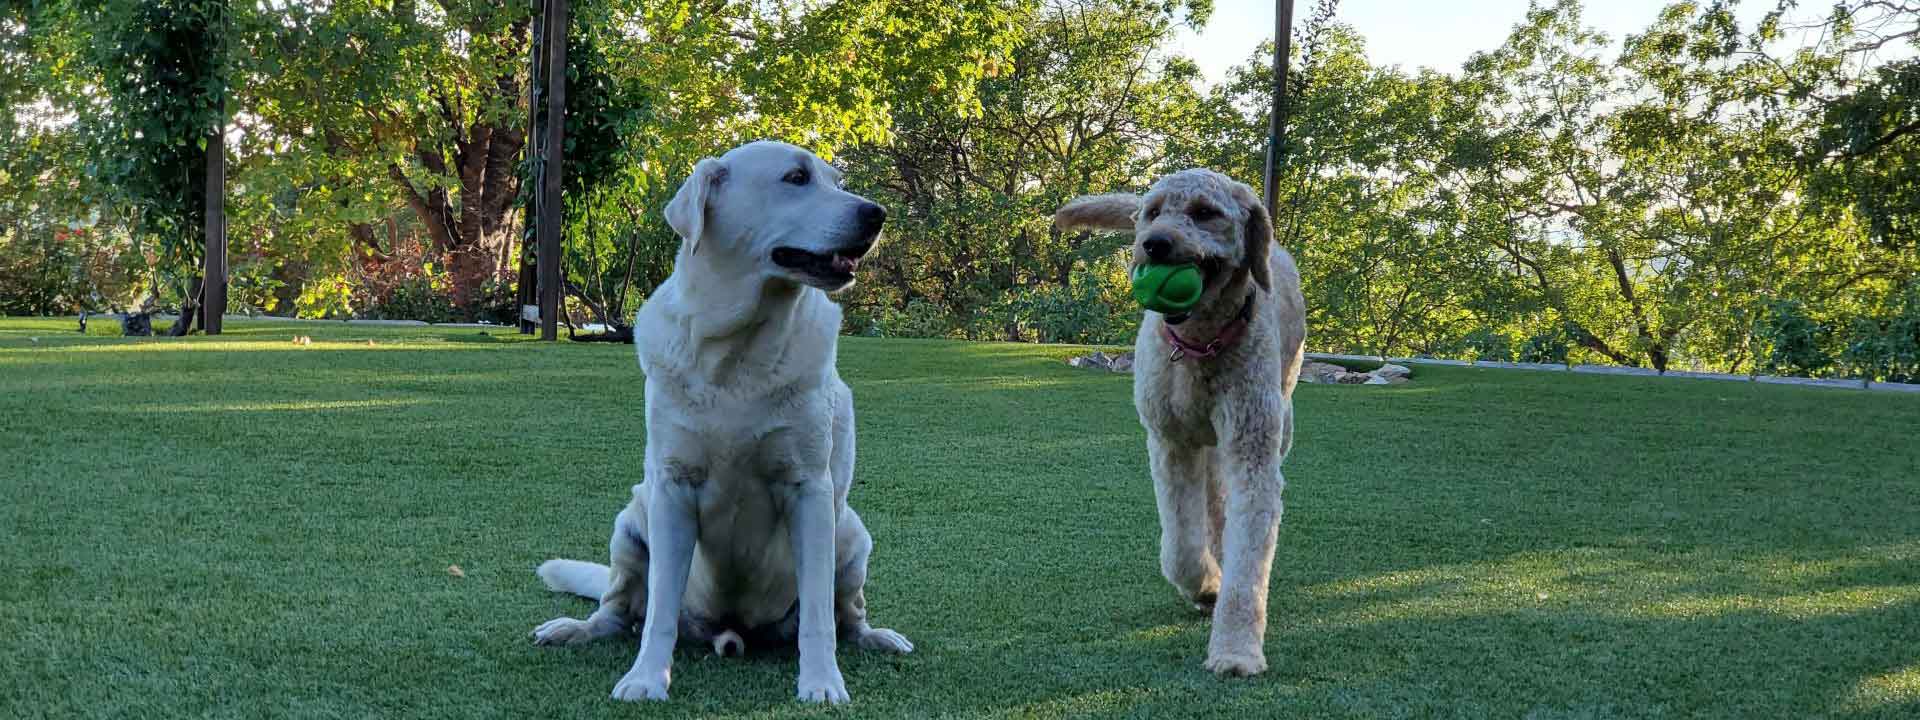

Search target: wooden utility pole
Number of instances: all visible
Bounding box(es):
[537,0,567,341]
[203,113,227,334]
[518,0,544,335]
[1262,0,1296,222]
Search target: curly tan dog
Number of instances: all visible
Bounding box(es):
[1056,169,1305,676]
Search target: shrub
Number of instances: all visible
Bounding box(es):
[227,256,286,315]
[1004,280,1135,345]
[852,298,961,339]
[0,230,73,315]
[295,274,356,320]
[1753,299,1835,377]
[1460,328,1516,362]
[465,278,521,326]
[1518,326,1571,365]
[366,274,459,323]
[0,225,143,315]
[1841,284,1920,383]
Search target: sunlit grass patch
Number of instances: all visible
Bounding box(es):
[1847,664,1920,714]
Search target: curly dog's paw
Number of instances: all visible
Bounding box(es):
[1203,648,1267,677]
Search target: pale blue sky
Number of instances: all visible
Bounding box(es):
[1169,0,1782,83]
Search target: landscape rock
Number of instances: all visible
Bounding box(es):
[1373,363,1412,380]
[1066,351,1135,373]
[1073,352,1411,385]
[1301,361,1347,384]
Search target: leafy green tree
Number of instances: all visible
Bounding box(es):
[236,0,531,316]
[1793,1,1920,250]
[56,0,230,330]
[837,0,1206,342]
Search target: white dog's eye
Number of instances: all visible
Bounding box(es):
[783,167,811,186]
[1145,206,1161,220]
[1189,204,1220,222]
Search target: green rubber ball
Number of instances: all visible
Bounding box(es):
[1131,263,1204,314]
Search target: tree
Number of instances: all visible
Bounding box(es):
[239,0,531,317]
[541,0,1030,335]
[66,0,231,334]
[838,0,1207,342]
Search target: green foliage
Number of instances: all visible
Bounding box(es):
[294,272,354,320]
[1518,325,1572,365]
[225,254,285,315]
[0,228,81,315]
[1003,265,1141,344]
[0,223,145,315]
[366,273,460,324]
[1755,298,1836,377]
[1800,2,1920,250]
[838,0,1198,341]
[79,0,229,291]
[1841,281,1920,382]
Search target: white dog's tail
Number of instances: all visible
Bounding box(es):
[535,559,610,600]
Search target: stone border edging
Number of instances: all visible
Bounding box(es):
[125,314,508,330]
[55,315,1920,394]
[1306,352,1920,394]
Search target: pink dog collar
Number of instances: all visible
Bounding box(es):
[1161,295,1254,362]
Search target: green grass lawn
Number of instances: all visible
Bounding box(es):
[3,317,1918,719]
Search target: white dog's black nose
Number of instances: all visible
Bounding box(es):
[856,202,886,234]
[1142,235,1173,261]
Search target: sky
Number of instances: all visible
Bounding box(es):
[1168,0,1783,84]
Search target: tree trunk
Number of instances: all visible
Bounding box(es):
[169,278,203,337]
[385,44,528,319]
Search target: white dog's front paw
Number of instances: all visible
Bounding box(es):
[858,627,913,654]
[796,665,849,704]
[1202,647,1268,677]
[611,667,671,702]
[530,617,592,646]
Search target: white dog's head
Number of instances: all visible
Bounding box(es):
[664,140,886,293]
[1053,169,1272,318]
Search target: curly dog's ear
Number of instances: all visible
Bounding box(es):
[1231,182,1273,291]
[665,157,729,254]
[1053,193,1141,232]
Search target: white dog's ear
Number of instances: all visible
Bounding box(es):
[1233,183,1273,291]
[1053,193,1140,232]
[665,157,728,253]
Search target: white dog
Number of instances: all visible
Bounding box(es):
[1055,169,1306,676]
[530,140,911,704]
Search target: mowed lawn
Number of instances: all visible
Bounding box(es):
[2,317,1918,720]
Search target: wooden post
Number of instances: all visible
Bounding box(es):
[518,0,543,335]
[538,0,567,341]
[1262,0,1296,222]
[203,111,227,334]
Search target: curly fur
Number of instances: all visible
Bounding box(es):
[1056,168,1306,676]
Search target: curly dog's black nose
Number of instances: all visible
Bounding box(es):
[1142,235,1174,261]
